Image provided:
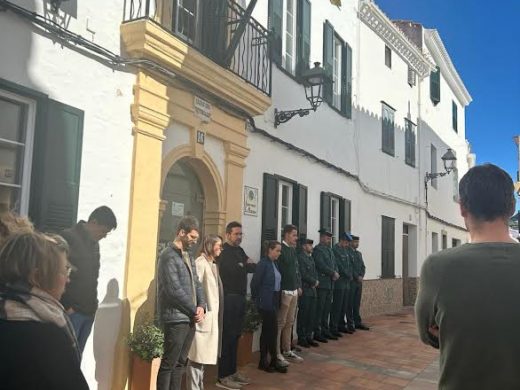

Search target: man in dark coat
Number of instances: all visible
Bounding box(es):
[60,206,117,355]
[351,235,369,330]
[296,238,319,348]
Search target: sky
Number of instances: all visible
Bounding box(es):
[376,0,520,183]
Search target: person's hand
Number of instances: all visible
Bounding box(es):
[428,325,439,338]
[314,280,319,288]
[298,288,303,296]
[246,257,255,264]
[194,307,205,323]
[66,308,75,315]
[332,272,339,281]
[357,276,363,283]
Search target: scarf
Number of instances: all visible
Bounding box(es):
[0,282,81,362]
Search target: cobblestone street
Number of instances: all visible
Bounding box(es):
[208,308,439,390]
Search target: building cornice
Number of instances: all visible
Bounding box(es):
[358,0,435,78]
[424,29,472,106]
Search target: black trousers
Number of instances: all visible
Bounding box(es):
[297,292,317,340]
[314,288,332,337]
[352,281,363,326]
[339,284,354,329]
[330,288,347,332]
[157,322,195,390]
[259,308,278,366]
[218,294,246,379]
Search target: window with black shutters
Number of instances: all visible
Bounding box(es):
[382,103,395,156]
[405,119,416,167]
[432,232,439,253]
[430,144,438,189]
[261,173,308,252]
[320,192,351,246]
[381,216,395,278]
[385,45,392,68]
[430,66,441,105]
[452,100,458,132]
[442,232,448,250]
[322,21,353,118]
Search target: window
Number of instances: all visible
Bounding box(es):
[452,100,458,132]
[173,0,200,44]
[381,216,395,278]
[405,119,416,167]
[430,66,441,105]
[382,103,395,156]
[278,180,293,238]
[408,66,416,86]
[323,21,353,117]
[431,144,438,189]
[385,45,392,68]
[262,173,308,245]
[332,34,343,110]
[0,91,35,214]
[282,0,297,74]
[452,238,461,247]
[320,192,351,246]
[442,233,447,250]
[432,232,439,253]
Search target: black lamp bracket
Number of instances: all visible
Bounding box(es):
[274,107,316,128]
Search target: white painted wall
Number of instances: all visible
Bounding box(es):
[0,1,134,388]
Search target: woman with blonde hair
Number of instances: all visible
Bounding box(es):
[186,234,224,390]
[0,232,89,389]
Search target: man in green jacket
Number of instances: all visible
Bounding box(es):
[330,232,353,336]
[276,224,303,366]
[351,235,369,331]
[313,228,339,342]
[296,238,319,348]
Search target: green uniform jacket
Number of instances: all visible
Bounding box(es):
[352,249,366,280]
[332,244,353,290]
[297,251,318,297]
[313,243,338,290]
[278,243,302,291]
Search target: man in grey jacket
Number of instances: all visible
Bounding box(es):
[157,216,206,390]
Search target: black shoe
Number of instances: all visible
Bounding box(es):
[338,328,350,334]
[355,324,370,331]
[307,339,319,347]
[258,363,276,373]
[325,333,338,340]
[273,364,288,373]
[297,339,311,348]
[331,331,343,338]
[314,335,328,343]
[348,326,356,333]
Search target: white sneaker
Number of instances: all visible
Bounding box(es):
[283,350,304,363]
[276,354,290,367]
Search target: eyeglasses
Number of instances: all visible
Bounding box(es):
[62,263,77,277]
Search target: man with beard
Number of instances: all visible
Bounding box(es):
[157,216,206,390]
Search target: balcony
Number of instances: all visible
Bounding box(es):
[122,0,272,116]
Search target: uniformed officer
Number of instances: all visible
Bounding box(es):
[330,232,353,336]
[313,228,339,342]
[351,235,370,330]
[296,238,319,348]
[339,235,355,333]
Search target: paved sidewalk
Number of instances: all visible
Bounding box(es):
[207,308,439,389]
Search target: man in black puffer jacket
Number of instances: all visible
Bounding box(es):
[157,216,206,390]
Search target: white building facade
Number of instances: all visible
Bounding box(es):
[243,0,474,313]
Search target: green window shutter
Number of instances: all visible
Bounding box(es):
[322,21,334,105]
[268,0,283,66]
[342,43,353,118]
[320,192,331,232]
[261,173,279,246]
[452,101,458,132]
[381,216,395,278]
[200,0,228,63]
[296,0,311,78]
[29,99,84,232]
[292,183,308,240]
[339,198,351,235]
[411,125,416,167]
[430,66,441,105]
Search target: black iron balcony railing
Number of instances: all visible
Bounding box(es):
[123,0,272,96]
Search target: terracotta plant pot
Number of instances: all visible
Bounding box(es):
[131,355,161,390]
[236,332,254,367]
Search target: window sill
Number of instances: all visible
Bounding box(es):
[405,161,416,168]
[381,149,395,157]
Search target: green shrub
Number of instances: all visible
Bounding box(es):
[243,297,262,333]
[127,322,164,362]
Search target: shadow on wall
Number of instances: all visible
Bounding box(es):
[93,278,131,390]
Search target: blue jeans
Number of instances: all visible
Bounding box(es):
[68,311,95,356]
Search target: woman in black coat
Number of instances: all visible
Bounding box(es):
[0,232,89,390]
[250,240,286,373]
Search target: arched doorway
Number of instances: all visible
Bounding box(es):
[159,158,205,251]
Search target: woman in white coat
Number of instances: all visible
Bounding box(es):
[187,234,224,390]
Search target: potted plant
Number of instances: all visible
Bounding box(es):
[127,322,164,390]
[237,297,262,366]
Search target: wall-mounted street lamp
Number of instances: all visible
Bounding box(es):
[274,62,327,128]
